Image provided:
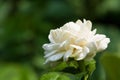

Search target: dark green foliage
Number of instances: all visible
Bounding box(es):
[0,0,120,80]
[101,53,120,80]
[40,72,71,80]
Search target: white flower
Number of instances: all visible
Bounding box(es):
[42,19,110,63]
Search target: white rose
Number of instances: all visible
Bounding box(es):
[42,19,110,63]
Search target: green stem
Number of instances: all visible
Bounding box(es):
[84,74,88,80]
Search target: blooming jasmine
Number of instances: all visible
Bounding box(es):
[42,19,110,63]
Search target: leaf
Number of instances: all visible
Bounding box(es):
[48,62,68,71]
[101,53,120,80]
[40,72,59,80]
[48,61,79,72]
[40,72,70,80]
[0,63,37,80]
[69,61,79,69]
[85,59,96,76]
[57,74,71,80]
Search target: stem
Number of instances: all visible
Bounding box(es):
[84,75,88,80]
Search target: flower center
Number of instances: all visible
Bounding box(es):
[79,40,87,47]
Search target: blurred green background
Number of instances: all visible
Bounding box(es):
[0,0,120,80]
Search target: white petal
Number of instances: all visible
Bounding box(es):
[92,29,97,35]
[48,30,55,43]
[97,38,110,51]
[70,44,82,50]
[61,22,80,32]
[83,19,86,22]
[44,50,57,58]
[83,19,92,29]
[59,40,67,48]
[42,43,60,51]
[76,20,82,26]
[87,42,97,53]
[75,47,89,60]
[63,48,73,61]
[93,34,110,51]
[93,34,106,41]
[86,21,92,30]
[83,47,90,54]
[49,29,65,43]
[76,53,86,60]
[75,39,87,46]
[60,22,74,30]
[69,45,82,57]
[45,52,64,63]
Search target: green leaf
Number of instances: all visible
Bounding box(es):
[101,53,120,80]
[50,62,68,71]
[75,72,87,80]
[85,59,96,76]
[69,61,79,69]
[0,63,37,80]
[40,72,59,80]
[40,72,70,80]
[57,74,71,80]
[64,73,77,80]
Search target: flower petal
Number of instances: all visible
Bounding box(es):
[76,19,82,26]
[70,45,83,58]
[44,50,57,58]
[97,38,110,51]
[45,52,64,63]
[63,48,73,61]
[84,20,92,30]
[75,47,89,60]
[93,34,106,41]
[61,22,80,32]
[87,42,97,53]
[42,43,60,51]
